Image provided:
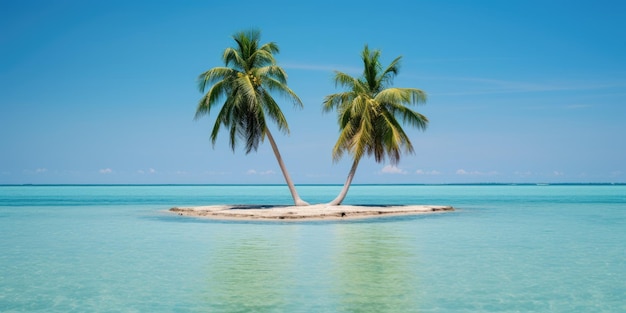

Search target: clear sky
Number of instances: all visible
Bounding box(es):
[1,0,625,184]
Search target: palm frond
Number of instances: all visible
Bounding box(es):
[231,74,259,108]
[261,91,290,134]
[195,80,228,120]
[325,45,429,165]
[375,88,409,107]
[228,115,238,151]
[351,118,372,162]
[407,88,427,104]
[197,67,234,92]
[240,105,266,154]
[262,76,303,109]
[392,105,429,130]
[196,29,302,156]
[322,92,353,113]
[259,65,288,84]
[379,56,401,88]
[332,123,354,161]
[333,71,359,89]
[378,88,427,106]
[361,45,382,92]
[259,41,280,55]
[251,48,277,69]
[222,47,245,71]
[210,96,236,149]
[379,109,415,164]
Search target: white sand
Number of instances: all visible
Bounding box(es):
[169,204,454,221]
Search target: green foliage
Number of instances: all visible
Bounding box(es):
[195,29,303,154]
[323,45,429,165]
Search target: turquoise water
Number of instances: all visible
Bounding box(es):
[0,185,624,312]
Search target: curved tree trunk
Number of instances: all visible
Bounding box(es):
[328,158,360,206]
[265,129,309,206]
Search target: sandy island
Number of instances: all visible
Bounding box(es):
[169,204,454,221]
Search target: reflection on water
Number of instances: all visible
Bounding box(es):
[1,185,624,312]
[332,224,419,313]
[201,222,420,312]
[202,224,300,312]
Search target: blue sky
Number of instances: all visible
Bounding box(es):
[1,0,625,184]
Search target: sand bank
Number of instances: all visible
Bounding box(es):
[169,204,454,221]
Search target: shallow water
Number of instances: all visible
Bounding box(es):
[0,185,625,312]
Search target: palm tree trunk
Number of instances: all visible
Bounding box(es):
[328,158,360,206]
[265,129,309,206]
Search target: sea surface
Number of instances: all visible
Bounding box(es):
[0,184,624,312]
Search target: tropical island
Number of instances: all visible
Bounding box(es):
[171,29,454,220]
[170,204,454,221]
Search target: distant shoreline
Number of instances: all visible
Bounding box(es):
[3,183,625,187]
[169,204,455,221]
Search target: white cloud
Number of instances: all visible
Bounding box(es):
[138,168,157,174]
[203,171,229,176]
[456,169,498,176]
[99,168,112,174]
[35,168,48,173]
[514,171,534,177]
[415,169,441,175]
[553,171,564,176]
[247,169,276,175]
[428,76,626,96]
[380,165,407,175]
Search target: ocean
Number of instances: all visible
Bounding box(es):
[0,184,624,312]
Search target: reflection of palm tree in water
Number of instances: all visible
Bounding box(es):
[202,228,298,312]
[332,224,420,312]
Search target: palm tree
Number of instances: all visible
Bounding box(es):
[195,30,309,206]
[323,45,429,205]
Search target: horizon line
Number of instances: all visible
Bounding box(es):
[2,182,624,187]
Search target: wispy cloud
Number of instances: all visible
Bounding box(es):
[305,173,332,178]
[415,169,441,175]
[22,168,49,175]
[246,169,276,175]
[380,165,407,175]
[99,168,112,174]
[137,168,157,174]
[515,170,568,178]
[514,171,535,177]
[456,169,499,176]
[418,76,626,96]
[203,171,229,176]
